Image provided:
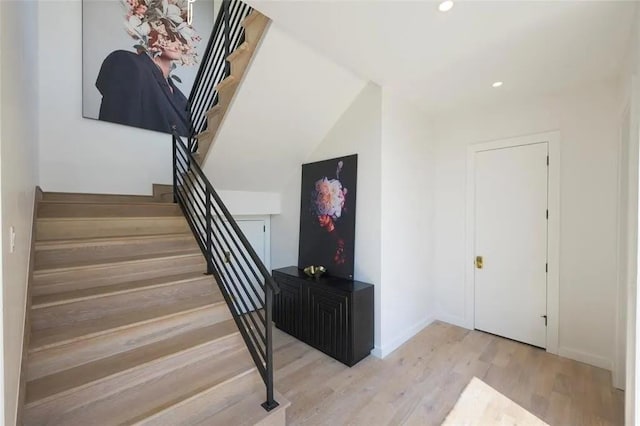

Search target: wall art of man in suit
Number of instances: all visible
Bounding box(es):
[95,0,201,136]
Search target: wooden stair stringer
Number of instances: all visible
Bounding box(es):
[195,10,271,164]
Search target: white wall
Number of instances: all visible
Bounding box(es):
[218,190,281,216]
[271,83,383,347]
[0,1,4,418]
[613,3,640,398]
[434,80,620,370]
[38,0,174,196]
[0,1,40,424]
[624,4,640,424]
[378,90,436,357]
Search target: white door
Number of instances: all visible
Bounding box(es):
[235,220,267,263]
[474,142,548,348]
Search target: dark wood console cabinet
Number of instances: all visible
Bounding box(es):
[272,266,374,367]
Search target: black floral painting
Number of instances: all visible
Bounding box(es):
[298,155,357,280]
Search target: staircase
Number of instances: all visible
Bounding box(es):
[23,191,288,425]
[190,4,269,163]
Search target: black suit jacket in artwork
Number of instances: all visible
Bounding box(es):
[96,50,190,136]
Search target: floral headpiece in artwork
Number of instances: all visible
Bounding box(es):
[311,161,348,221]
[122,0,202,66]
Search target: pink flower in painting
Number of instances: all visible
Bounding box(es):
[312,178,346,220]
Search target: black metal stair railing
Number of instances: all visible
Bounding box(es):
[172,132,280,411]
[188,0,252,153]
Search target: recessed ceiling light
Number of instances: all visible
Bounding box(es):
[438,0,454,12]
[492,81,503,88]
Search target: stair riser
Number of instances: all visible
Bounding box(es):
[31,279,216,331]
[152,184,174,202]
[42,192,156,204]
[38,202,182,218]
[24,337,245,425]
[35,237,198,270]
[228,44,253,77]
[27,303,232,381]
[205,112,225,135]
[135,369,260,425]
[36,217,190,241]
[33,254,205,294]
[216,81,239,107]
[256,406,287,426]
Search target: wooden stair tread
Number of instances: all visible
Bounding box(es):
[35,232,194,249]
[38,201,182,218]
[34,250,202,275]
[26,319,239,404]
[36,216,191,241]
[32,347,256,425]
[36,215,186,223]
[32,271,210,308]
[198,384,290,426]
[39,200,174,206]
[241,10,269,32]
[133,368,261,425]
[137,368,290,426]
[26,303,232,382]
[227,41,251,62]
[29,295,224,351]
[42,191,159,204]
[215,75,238,91]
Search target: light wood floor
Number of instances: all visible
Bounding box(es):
[273,321,624,426]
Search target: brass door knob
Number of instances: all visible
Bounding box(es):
[475,256,483,269]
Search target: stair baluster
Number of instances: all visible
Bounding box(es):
[172,132,280,411]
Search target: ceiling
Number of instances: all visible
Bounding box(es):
[247,0,637,113]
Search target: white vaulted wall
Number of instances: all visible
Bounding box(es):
[271,84,439,355]
[202,23,366,193]
[271,83,384,347]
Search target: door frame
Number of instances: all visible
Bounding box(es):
[614,101,633,390]
[465,131,560,354]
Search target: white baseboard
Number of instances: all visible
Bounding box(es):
[436,312,469,330]
[436,312,613,372]
[558,346,613,371]
[373,314,437,359]
[371,346,383,358]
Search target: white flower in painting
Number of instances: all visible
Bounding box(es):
[122,0,200,65]
[173,0,188,9]
[165,4,183,23]
[138,22,151,36]
[178,24,197,44]
[125,15,151,38]
[312,178,346,220]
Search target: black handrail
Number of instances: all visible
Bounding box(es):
[172,132,280,411]
[188,0,251,153]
